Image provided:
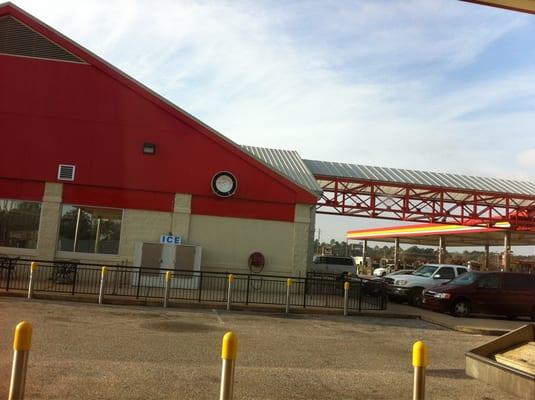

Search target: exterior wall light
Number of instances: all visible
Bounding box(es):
[143,142,156,155]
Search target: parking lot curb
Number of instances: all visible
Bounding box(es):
[3,291,510,334]
[417,314,511,336]
[1,290,424,320]
[450,325,510,336]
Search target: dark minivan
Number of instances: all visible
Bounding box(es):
[422,272,535,321]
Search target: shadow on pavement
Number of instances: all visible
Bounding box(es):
[427,368,470,380]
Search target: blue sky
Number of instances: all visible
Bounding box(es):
[17,0,535,252]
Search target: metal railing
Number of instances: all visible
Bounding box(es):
[0,257,387,312]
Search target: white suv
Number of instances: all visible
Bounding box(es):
[385,264,468,306]
[310,256,356,276]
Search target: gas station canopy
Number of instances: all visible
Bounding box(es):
[347,223,535,247]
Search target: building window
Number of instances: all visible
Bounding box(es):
[58,205,122,254]
[0,199,41,249]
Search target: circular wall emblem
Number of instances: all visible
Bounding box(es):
[248,252,265,273]
[211,171,237,197]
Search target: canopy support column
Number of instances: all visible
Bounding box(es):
[503,231,511,271]
[394,238,400,270]
[484,244,489,271]
[438,236,446,264]
[362,240,368,274]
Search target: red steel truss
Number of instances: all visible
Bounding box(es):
[314,175,535,231]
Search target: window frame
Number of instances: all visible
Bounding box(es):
[326,257,353,266]
[503,274,535,291]
[477,274,502,290]
[0,198,43,250]
[435,266,455,280]
[56,203,124,255]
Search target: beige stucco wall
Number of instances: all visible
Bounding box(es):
[117,209,172,262]
[187,208,312,276]
[55,208,173,265]
[292,204,314,276]
[64,208,312,276]
[172,193,191,243]
[36,182,63,260]
[56,194,192,266]
[1,183,314,275]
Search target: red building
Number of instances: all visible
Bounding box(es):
[0,3,319,275]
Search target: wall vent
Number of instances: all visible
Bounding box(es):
[0,15,83,63]
[57,164,75,181]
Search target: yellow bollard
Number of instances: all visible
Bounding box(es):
[98,266,108,305]
[285,278,293,314]
[163,271,172,308]
[9,321,32,400]
[27,262,38,300]
[343,281,350,316]
[226,274,234,311]
[412,341,428,400]
[220,331,238,400]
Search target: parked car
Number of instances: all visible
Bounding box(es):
[373,267,389,277]
[310,256,356,276]
[347,275,386,297]
[423,271,535,321]
[374,264,411,277]
[307,256,357,295]
[385,269,414,277]
[385,264,468,306]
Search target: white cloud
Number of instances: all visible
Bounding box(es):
[516,149,535,168]
[14,0,535,246]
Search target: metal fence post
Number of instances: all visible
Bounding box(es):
[343,281,349,316]
[136,267,142,299]
[302,277,307,308]
[381,283,387,310]
[198,272,203,303]
[358,278,363,312]
[71,265,78,296]
[226,274,234,311]
[163,271,172,308]
[9,321,32,400]
[285,278,292,314]
[220,331,237,400]
[98,266,107,305]
[6,260,12,291]
[245,274,250,305]
[413,341,428,400]
[27,262,37,300]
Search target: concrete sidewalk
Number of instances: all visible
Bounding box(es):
[383,302,532,335]
[0,297,520,400]
[2,289,532,336]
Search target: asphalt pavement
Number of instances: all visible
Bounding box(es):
[0,297,519,399]
[383,302,532,335]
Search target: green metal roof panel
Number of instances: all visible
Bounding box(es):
[303,159,535,197]
[241,146,322,195]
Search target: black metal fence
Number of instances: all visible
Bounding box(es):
[0,257,387,312]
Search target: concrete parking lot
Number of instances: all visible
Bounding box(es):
[0,297,516,399]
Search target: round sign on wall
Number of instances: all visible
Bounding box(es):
[211,171,237,197]
[248,252,265,273]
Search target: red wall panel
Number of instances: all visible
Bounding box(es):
[0,54,316,213]
[62,185,174,212]
[192,196,295,222]
[0,178,44,202]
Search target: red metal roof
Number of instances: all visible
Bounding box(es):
[0,2,318,206]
